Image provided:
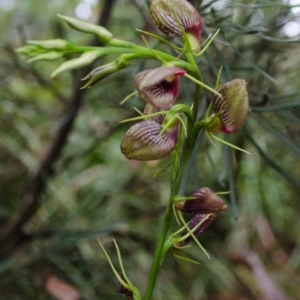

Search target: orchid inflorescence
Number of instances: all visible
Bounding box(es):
[17,0,250,299]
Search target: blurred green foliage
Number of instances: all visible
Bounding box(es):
[0,0,300,299]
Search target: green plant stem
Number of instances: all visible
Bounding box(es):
[144,143,193,300]
[144,46,203,300]
[69,45,193,71]
[184,51,202,121]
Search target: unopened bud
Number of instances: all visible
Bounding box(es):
[27,39,72,50]
[150,0,202,52]
[120,119,178,161]
[51,50,100,78]
[27,51,63,63]
[81,56,131,89]
[174,187,227,214]
[58,14,113,43]
[207,79,249,133]
[16,45,42,55]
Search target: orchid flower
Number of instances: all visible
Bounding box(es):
[120,105,179,161]
[174,187,227,214]
[206,79,249,133]
[150,0,202,52]
[134,67,185,108]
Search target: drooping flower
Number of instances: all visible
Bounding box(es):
[175,213,217,248]
[207,79,249,133]
[120,117,178,161]
[134,67,185,108]
[150,0,202,52]
[174,187,227,214]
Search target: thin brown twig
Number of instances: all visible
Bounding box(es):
[0,0,116,259]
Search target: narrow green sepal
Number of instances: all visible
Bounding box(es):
[172,251,201,265]
[208,132,251,154]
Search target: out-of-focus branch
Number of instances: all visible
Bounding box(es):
[0,0,116,259]
[129,0,158,32]
[230,250,290,300]
[4,45,69,104]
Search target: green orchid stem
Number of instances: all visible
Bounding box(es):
[145,43,205,300]
[184,51,203,121]
[144,141,193,300]
[170,104,193,126]
[191,119,208,144]
[76,43,193,71]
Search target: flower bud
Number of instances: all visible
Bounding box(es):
[176,213,217,248]
[134,67,185,108]
[26,39,73,50]
[15,45,40,55]
[120,120,178,161]
[51,50,100,78]
[58,14,113,43]
[207,79,249,133]
[150,0,202,52]
[27,51,63,63]
[81,57,131,89]
[174,187,227,214]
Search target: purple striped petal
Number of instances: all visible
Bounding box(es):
[175,187,227,214]
[212,79,249,133]
[150,0,202,51]
[143,103,172,124]
[120,120,178,161]
[134,67,185,108]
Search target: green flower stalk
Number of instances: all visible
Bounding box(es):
[206,79,249,133]
[150,0,202,52]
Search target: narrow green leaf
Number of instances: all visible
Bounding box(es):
[244,126,300,189]
[209,133,251,154]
